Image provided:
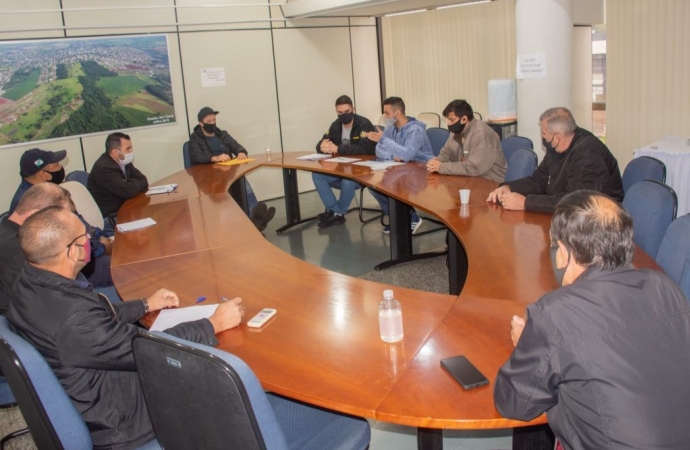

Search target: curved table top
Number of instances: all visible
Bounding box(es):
[111,152,659,430]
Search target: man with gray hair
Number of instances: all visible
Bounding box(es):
[494,190,690,449]
[487,107,623,212]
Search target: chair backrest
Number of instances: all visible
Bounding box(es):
[0,211,8,223]
[500,135,533,162]
[622,156,666,194]
[0,376,16,406]
[656,214,690,300]
[65,170,89,187]
[416,112,441,129]
[504,148,538,182]
[623,180,678,259]
[0,316,92,450]
[182,141,191,169]
[132,332,289,450]
[426,127,450,157]
[61,181,104,229]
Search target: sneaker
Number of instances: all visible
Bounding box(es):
[250,202,268,229]
[318,213,346,228]
[317,210,334,223]
[258,206,276,232]
[382,225,390,234]
[411,212,423,235]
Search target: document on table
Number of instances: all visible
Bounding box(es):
[145,184,178,196]
[116,218,157,233]
[352,161,405,171]
[296,153,331,161]
[215,158,256,166]
[327,157,361,163]
[150,304,219,331]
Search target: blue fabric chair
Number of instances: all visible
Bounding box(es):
[500,135,533,163]
[65,170,89,187]
[656,214,690,300]
[182,141,191,169]
[623,180,677,259]
[0,317,159,450]
[426,127,450,157]
[132,331,371,450]
[621,156,666,195]
[504,148,538,182]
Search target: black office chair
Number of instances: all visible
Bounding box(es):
[328,178,383,224]
[182,142,191,169]
[132,331,370,450]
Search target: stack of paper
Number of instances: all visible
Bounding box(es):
[146,184,178,196]
[352,161,405,171]
[328,157,361,163]
[296,154,331,161]
[150,304,219,331]
[116,218,157,233]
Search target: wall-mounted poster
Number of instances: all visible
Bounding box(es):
[0,34,175,147]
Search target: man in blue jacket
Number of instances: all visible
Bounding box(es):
[366,96,433,234]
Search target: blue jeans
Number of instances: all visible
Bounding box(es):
[312,173,360,216]
[245,180,259,214]
[368,188,390,216]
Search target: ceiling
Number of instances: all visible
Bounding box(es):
[280,0,491,19]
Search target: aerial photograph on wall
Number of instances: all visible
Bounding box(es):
[0,34,175,146]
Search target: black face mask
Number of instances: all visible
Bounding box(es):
[550,246,568,286]
[542,135,557,153]
[47,167,65,185]
[448,119,465,134]
[202,123,216,134]
[337,112,354,124]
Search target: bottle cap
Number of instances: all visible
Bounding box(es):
[383,289,394,300]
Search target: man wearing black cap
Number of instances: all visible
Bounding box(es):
[189,107,275,231]
[8,148,67,214]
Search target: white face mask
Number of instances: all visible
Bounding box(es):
[118,151,134,166]
[383,115,396,127]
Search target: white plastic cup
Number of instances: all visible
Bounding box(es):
[459,189,471,205]
[460,204,470,218]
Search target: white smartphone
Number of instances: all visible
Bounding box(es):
[247,308,277,328]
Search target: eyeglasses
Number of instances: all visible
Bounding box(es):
[66,232,91,253]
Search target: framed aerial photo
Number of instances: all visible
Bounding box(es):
[0,34,176,147]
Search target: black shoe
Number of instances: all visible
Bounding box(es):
[318,214,346,228]
[250,203,268,230]
[258,207,276,232]
[317,210,334,223]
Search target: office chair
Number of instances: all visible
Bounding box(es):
[182,141,191,169]
[132,331,370,450]
[504,148,538,182]
[500,136,534,163]
[65,170,89,187]
[621,156,666,195]
[623,180,677,259]
[0,212,8,223]
[426,128,450,157]
[417,112,441,129]
[656,214,690,300]
[61,181,105,230]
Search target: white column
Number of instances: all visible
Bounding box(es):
[515,0,573,159]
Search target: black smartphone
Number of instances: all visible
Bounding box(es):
[440,355,489,390]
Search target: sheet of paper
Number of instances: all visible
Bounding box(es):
[296,154,331,161]
[352,160,405,169]
[328,157,361,163]
[150,304,219,332]
[146,184,178,196]
[215,158,256,166]
[116,218,157,233]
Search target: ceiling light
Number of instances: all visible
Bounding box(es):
[384,9,427,17]
[437,0,491,10]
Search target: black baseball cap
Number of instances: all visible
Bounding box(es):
[198,107,219,122]
[20,148,67,178]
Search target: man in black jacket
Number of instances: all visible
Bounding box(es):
[7,206,246,449]
[189,107,274,231]
[487,107,623,212]
[87,132,149,218]
[312,95,376,228]
[494,191,690,449]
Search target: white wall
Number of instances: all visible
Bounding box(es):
[0,1,381,209]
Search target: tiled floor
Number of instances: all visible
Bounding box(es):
[262,189,512,450]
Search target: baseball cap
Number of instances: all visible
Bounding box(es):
[198,107,219,122]
[20,148,67,178]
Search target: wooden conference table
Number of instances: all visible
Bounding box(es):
[111,153,658,450]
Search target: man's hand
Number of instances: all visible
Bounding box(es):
[501,193,526,211]
[211,154,231,163]
[487,185,511,203]
[208,297,245,333]
[99,236,113,256]
[426,158,442,173]
[510,315,526,347]
[236,153,248,160]
[320,140,337,154]
[366,129,383,143]
[147,289,179,312]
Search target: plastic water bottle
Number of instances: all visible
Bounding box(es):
[379,289,403,343]
[265,146,272,160]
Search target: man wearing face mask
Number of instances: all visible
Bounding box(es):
[494,190,690,450]
[312,95,376,228]
[8,148,67,214]
[7,206,246,449]
[188,107,275,231]
[487,107,623,212]
[426,99,507,182]
[88,132,149,218]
